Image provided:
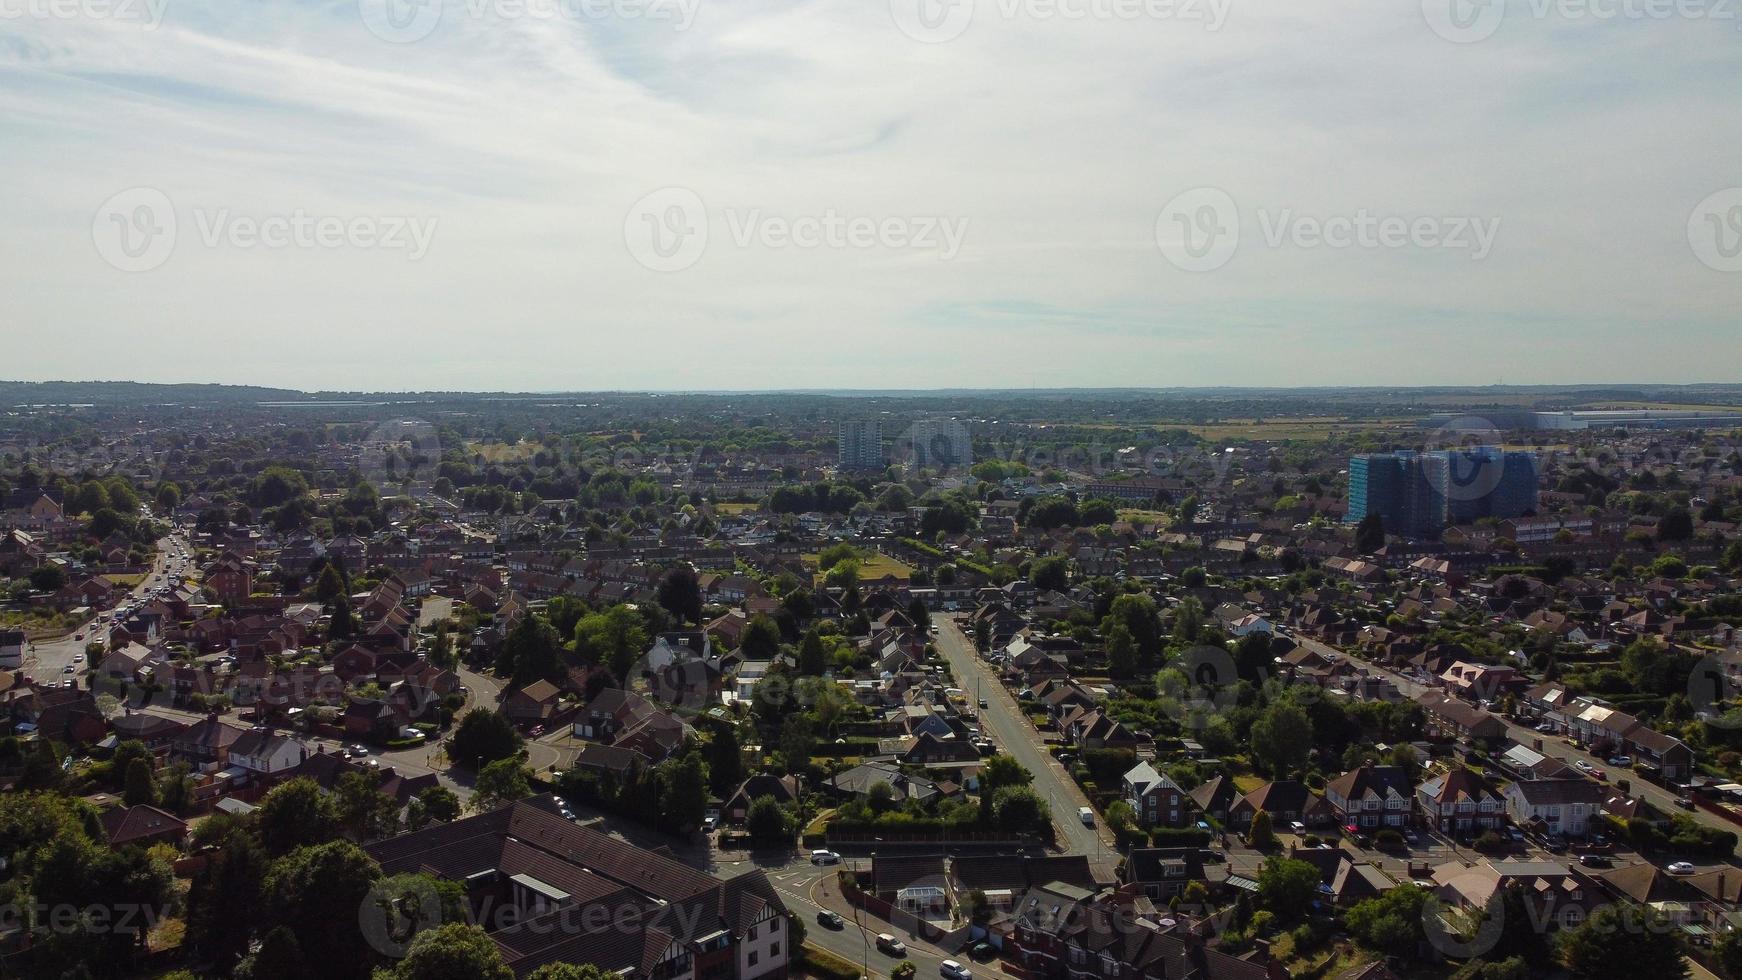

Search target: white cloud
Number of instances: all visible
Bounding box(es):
[0,0,1738,389]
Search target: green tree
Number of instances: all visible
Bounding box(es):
[1248,809,1275,849]
[574,605,650,680]
[247,925,308,980]
[526,965,616,980]
[991,785,1051,836]
[186,830,269,971]
[705,724,745,795]
[747,794,793,843]
[797,631,828,676]
[261,840,382,979]
[1715,927,1742,980]
[389,923,513,980]
[336,770,401,840]
[472,758,532,812]
[1031,556,1070,592]
[1104,622,1137,678]
[660,750,710,831]
[1250,700,1313,777]
[739,614,783,660]
[657,566,704,626]
[123,756,157,806]
[1344,885,1427,958]
[1560,905,1687,980]
[501,615,564,685]
[449,709,523,768]
[1356,512,1385,553]
[1256,857,1321,922]
[418,786,461,823]
[256,777,340,855]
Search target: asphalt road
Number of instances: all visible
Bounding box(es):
[25,530,189,683]
[933,618,1116,865]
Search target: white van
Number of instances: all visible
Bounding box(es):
[1078,807,1095,826]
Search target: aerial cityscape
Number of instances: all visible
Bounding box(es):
[0,384,1739,980]
[5,0,1742,978]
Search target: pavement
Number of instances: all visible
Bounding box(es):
[933,617,1116,866]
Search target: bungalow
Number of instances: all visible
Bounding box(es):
[724,773,800,824]
[99,804,188,849]
[1229,780,1334,829]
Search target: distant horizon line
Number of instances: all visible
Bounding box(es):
[7,379,1742,399]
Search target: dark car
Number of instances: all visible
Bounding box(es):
[816,910,845,929]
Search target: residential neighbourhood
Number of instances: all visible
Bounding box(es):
[1,387,1742,980]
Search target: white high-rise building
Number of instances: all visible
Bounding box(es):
[906,419,973,470]
[837,419,883,470]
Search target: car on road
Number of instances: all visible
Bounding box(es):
[978,698,989,709]
[1078,807,1095,826]
[1676,797,1697,810]
[941,960,971,980]
[1289,821,1307,834]
[62,665,74,674]
[1578,854,1612,868]
[703,815,718,833]
[349,744,369,757]
[73,633,83,641]
[1669,862,1697,875]
[810,849,841,865]
[816,910,844,929]
[876,934,906,956]
[1575,760,1593,772]
[930,625,939,634]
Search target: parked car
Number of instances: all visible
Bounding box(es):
[811,849,841,865]
[703,815,718,833]
[1078,807,1095,826]
[1575,760,1593,772]
[941,960,971,980]
[1669,862,1697,875]
[1578,854,1612,868]
[968,943,995,961]
[877,934,907,955]
[1608,756,1632,767]
[1289,821,1307,834]
[1676,797,1697,810]
[816,910,844,929]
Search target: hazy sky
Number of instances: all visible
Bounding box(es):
[2,0,1739,391]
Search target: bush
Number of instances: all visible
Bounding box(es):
[1148,827,1213,847]
[1373,828,1405,849]
[1474,830,1509,852]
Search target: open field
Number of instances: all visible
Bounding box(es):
[1174,418,1414,441]
[805,551,914,584]
[463,440,542,463]
[1574,401,1742,413]
[712,502,761,515]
